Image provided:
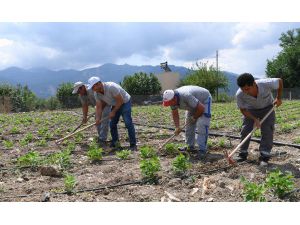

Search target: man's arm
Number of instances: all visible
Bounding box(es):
[274,78,283,107]
[240,108,261,128]
[95,100,103,125]
[171,109,180,128]
[109,94,124,119]
[192,102,205,120]
[82,103,89,124]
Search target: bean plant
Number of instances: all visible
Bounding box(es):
[140,145,156,159]
[64,173,76,194]
[3,140,14,149]
[140,156,161,183]
[17,151,41,168]
[116,149,131,160]
[87,142,103,162]
[265,169,294,199]
[172,153,191,174]
[240,176,267,202]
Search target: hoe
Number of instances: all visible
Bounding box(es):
[55,116,109,144]
[224,105,276,165]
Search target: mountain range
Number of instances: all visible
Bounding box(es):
[0,63,239,98]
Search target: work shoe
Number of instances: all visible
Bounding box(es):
[97,139,107,147]
[109,142,122,151]
[129,145,138,151]
[196,152,207,161]
[259,160,268,167]
[233,155,247,163]
[178,146,197,153]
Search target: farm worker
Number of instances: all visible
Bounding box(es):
[162,86,212,159]
[72,81,110,145]
[87,76,137,151]
[235,73,283,166]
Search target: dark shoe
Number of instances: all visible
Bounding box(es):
[259,160,268,167]
[129,145,138,151]
[110,142,122,150]
[198,151,207,160]
[98,139,107,147]
[259,156,269,167]
[178,146,196,153]
[233,155,247,162]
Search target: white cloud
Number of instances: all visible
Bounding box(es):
[0,22,299,74]
[0,38,14,47]
[217,44,282,77]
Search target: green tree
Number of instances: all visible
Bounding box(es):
[266,28,300,87]
[0,84,37,112]
[121,72,162,95]
[180,62,228,98]
[56,82,81,108]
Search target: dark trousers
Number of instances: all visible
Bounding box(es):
[110,100,136,147]
[239,105,275,161]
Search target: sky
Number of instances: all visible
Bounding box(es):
[0,22,299,78]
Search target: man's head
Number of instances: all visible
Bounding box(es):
[72,81,85,94]
[237,73,257,96]
[162,90,177,106]
[87,76,103,93]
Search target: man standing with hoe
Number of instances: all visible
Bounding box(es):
[72,81,110,145]
[235,73,283,166]
[162,85,212,160]
[87,76,137,151]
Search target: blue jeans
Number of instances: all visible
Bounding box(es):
[97,105,111,142]
[185,96,211,153]
[110,100,136,146]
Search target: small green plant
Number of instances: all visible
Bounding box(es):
[19,138,29,147]
[140,145,156,159]
[280,123,293,133]
[165,143,179,155]
[293,137,300,144]
[44,150,71,169]
[140,156,161,182]
[3,140,13,148]
[37,127,48,136]
[240,177,267,202]
[17,151,41,168]
[10,126,20,134]
[253,129,261,137]
[217,137,227,148]
[87,142,103,161]
[24,132,34,142]
[116,149,131,160]
[74,133,83,142]
[64,173,76,194]
[172,153,191,174]
[265,169,294,199]
[36,138,47,147]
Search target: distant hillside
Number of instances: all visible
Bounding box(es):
[0,64,239,98]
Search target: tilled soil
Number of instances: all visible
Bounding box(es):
[0,111,300,202]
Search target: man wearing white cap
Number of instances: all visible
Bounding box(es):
[72,81,110,144]
[87,76,137,151]
[162,85,212,159]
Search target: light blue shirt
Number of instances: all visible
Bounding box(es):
[236,78,279,109]
[94,82,131,106]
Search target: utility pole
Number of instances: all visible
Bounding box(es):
[216,50,219,101]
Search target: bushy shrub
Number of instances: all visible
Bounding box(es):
[121,72,161,95]
[56,82,81,108]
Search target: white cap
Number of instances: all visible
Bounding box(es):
[163,90,175,101]
[72,81,84,94]
[87,76,101,90]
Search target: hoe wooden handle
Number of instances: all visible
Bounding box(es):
[228,105,275,158]
[158,122,188,151]
[56,116,109,144]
